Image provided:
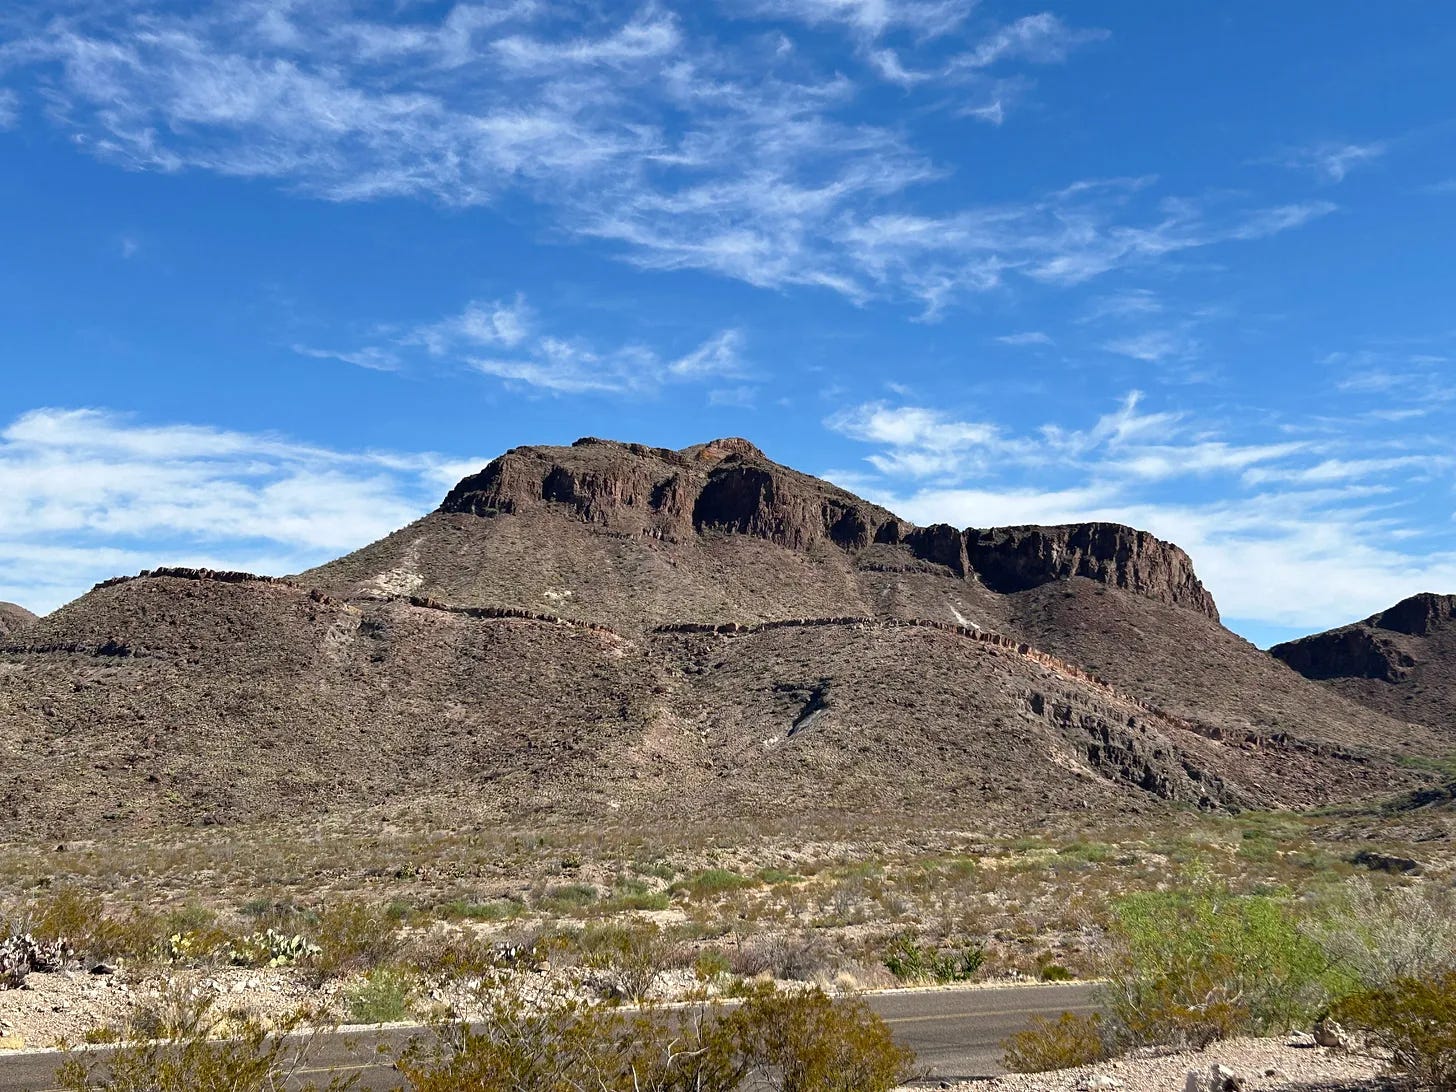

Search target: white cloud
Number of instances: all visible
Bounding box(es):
[733,0,974,39]
[949,13,1107,69]
[995,331,1053,346]
[298,295,745,396]
[1283,140,1388,183]
[0,88,18,128]
[826,390,1456,633]
[0,408,491,613]
[0,3,1320,314]
[1101,328,1197,363]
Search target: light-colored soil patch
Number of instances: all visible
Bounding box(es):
[933,1037,1385,1092]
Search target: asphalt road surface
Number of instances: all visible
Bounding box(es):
[0,981,1098,1091]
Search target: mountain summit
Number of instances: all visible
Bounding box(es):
[304,436,1218,630]
[0,436,1439,837]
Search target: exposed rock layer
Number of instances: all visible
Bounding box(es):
[319,438,1216,629]
[1271,593,1456,734]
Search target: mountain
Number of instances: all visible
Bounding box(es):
[0,437,1436,838]
[1271,593,1456,733]
[302,437,1218,630]
[0,602,36,640]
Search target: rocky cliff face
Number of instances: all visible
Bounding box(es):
[439,437,906,553]
[433,437,1217,617]
[0,602,37,640]
[1270,592,1456,733]
[1271,627,1417,683]
[965,524,1220,620]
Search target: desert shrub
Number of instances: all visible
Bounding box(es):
[580,922,681,1003]
[19,887,167,962]
[345,967,416,1024]
[397,978,911,1092]
[731,932,836,983]
[882,932,984,984]
[1039,963,1075,982]
[313,901,402,978]
[1002,1012,1110,1073]
[694,947,732,983]
[539,883,599,913]
[602,880,671,912]
[757,868,803,885]
[1104,887,1330,1047]
[1306,877,1456,991]
[56,988,356,1092]
[438,898,522,923]
[733,984,915,1092]
[1332,970,1456,1090]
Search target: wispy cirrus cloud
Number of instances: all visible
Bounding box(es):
[1279,140,1388,183]
[0,3,1321,314]
[297,295,746,396]
[0,408,490,613]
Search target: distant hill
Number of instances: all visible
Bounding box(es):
[1271,593,1456,736]
[0,602,36,640]
[0,437,1436,838]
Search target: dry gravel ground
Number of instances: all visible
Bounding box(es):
[933,1038,1386,1092]
[0,966,317,1049]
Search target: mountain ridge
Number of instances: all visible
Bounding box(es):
[0,435,1439,839]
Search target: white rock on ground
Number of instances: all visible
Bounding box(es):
[919,1037,1385,1092]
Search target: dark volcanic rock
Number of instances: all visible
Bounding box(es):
[0,602,37,640]
[965,524,1220,619]
[1271,592,1456,733]
[1271,627,1415,683]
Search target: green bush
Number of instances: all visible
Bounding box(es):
[397,978,912,1092]
[313,901,402,978]
[539,884,599,912]
[1333,970,1456,1090]
[882,932,984,984]
[580,922,679,1003]
[345,967,416,1024]
[1103,886,1329,1047]
[1003,1012,1110,1073]
[1304,876,1456,992]
[733,984,914,1092]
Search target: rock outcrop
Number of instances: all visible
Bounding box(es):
[965,523,1220,620]
[1271,592,1456,733]
[427,437,1216,618]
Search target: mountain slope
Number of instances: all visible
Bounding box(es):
[0,436,1438,839]
[1271,593,1456,735]
[0,602,36,640]
[0,569,1401,838]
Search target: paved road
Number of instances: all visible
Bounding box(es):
[0,982,1098,1090]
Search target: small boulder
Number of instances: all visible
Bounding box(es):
[1313,1015,1349,1049]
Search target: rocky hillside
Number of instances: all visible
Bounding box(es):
[0,437,1439,838]
[0,602,36,640]
[303,437,1218,631]
[1271,592,1456,734]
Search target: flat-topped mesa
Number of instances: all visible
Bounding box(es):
[431,437,1222,617]
[439,436,905,551]
[964,523,1221,621]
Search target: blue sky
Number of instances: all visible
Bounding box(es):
[1,1,1453,646]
